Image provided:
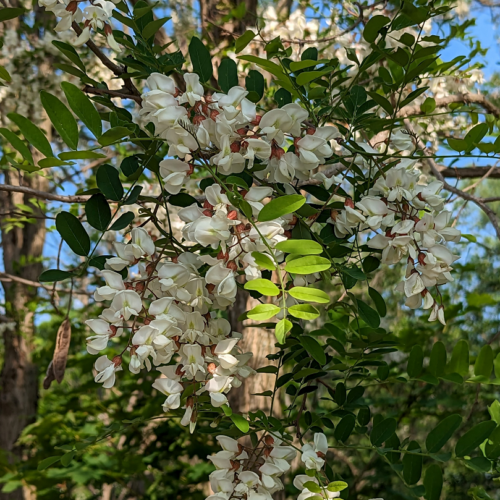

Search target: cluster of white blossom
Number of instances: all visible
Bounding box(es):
[322,132,462,325]
[86,226,256,432]
[207,434,296,500]
[38,0,122,50]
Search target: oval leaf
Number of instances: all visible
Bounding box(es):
[56,211,91,256]
[258,195,306,222]
[285,256,331,275]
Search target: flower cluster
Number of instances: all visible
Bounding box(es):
[39,0,122,50]
[87,227,255,431]
[207,434,296,500]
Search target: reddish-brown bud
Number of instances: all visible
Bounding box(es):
[227,210,238,220]
[330,210,338,221]
[239,189,249,198]
[104,24,113,36]
[135,281,145,293]
[316,451,326,459]
[110,325,118,337]
[306,126,316,135]
[210,109,220,121]
[175,364,185,376]
[125,282,134,290]
[204,200,214,210]
[207,362,217,374]
[230,142,241,153]
[174,88,182,98]
[284,230,292,238]
[217,250,229,261]
[235,223,246,233]
[237,127,248,135]
[172,256,179,263]
[186,396,194,408]
[206,283,216,294]
[193,114,206,125]
[418,252,426,265]
[271,145,285,159]
[187,163,195,175]
[227,261,238,271]
[112,355,122,367]
[344,198,355,209]
[66,1,78,13]
[144,318,151,325]
[202,209,214,217]
[230,460,240,471]
[264,435,275,446]
[146,262,155,276]
[251,115,262,126]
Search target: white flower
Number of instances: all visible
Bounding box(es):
[152,377,184,410]
[146,73,176,94]
[129,227,155,258]
[301,433,328,471]
[94,355,122,388]
[109,290,143,321]
[94,270,125,301]
[160,158,191,194]
[179,73,204,106]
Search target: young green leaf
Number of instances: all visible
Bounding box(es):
[230,413,250,433]
[288,304,320,320]
[247,304,280,320]
[258,195,305,222]
[288,287,329,303]
[244,278,280,296]
[275,239,323,255]
[455,421,496,457]
[285,256,331,274]
[275,318,292,343]
[40,91,79,150]
[251,252,276,270]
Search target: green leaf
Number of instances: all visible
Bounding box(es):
[327,481,348,492]
[235,30,256,53]
[485,425,500,459]
[275,318,292,343]
[59,151,107,160]
[455,421,496,457]
[56,212,91,257]
[96,164,124,201]
[363,15,390,42]
[464,123,488,150]
[0,64,11,82]
[421,97,436,114]
[110,212,135,231]
[371,417,397,446]
[296,70,331,86]
[8,113,54,158]
[474,344,494,378]
[334,415,356,443]
[300,335,326,364]
[238,55,285,79]
[244,278,280,296]
[285,256,331,274]
[218,58,238,93]
[258,194,305,222]
[245,70,265,102]
[189,37,213,82]
[61,82,102,138]
[120,156,140,177]
[424,464,443,500]
[251,252,276,270]
[429,341,447,377]
[303,481,321,493]
[289,60,319,71]
[274,88,292,107]
[368,287,386,317]
[357,300,380,328]
[247,304,280,320]
[289,304,320,320]
[0,127,33,163]
[403,441,423,485]
[37,456,61,471]
[60,451,76,467]
[230,413,249,433]
[288,287,329,303]
[86,194,111,231]
[275,239,323,255]
[40,91,79,150]
[98,126,130,147]
[407,345,424,378]
[52,41,86,72]
[426,414,462,453]
[39,270,73,283]
[0,7,25,22]
[368,91,393,115]
[447,340,469,377]
[142,16,170,39]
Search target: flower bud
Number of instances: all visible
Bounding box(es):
[251,115,262,126]
[210,109,220,120]
[186,396,194,407]
[112,355,122,367]
[227,210,238,220]
[207,362,217,374]
[264,435,274,446]
[110,325,118,337]
[230,142,241,153]
[175,364,185,376]
[306,127,316,135]
[104,24,113,36]
[227,261,238,271]
[206,283,216,294]
[203,200,214,210]
[344,198,355,209]
[193,114,206,125]
[202,209,213,217]
[66,1,78,13]
[237,127,248,135]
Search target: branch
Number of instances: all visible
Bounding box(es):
[0,184,92,203]
[404,119,500,239]
[400,93,500,118]
[438,166,500,179]
[84,85,142,104]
